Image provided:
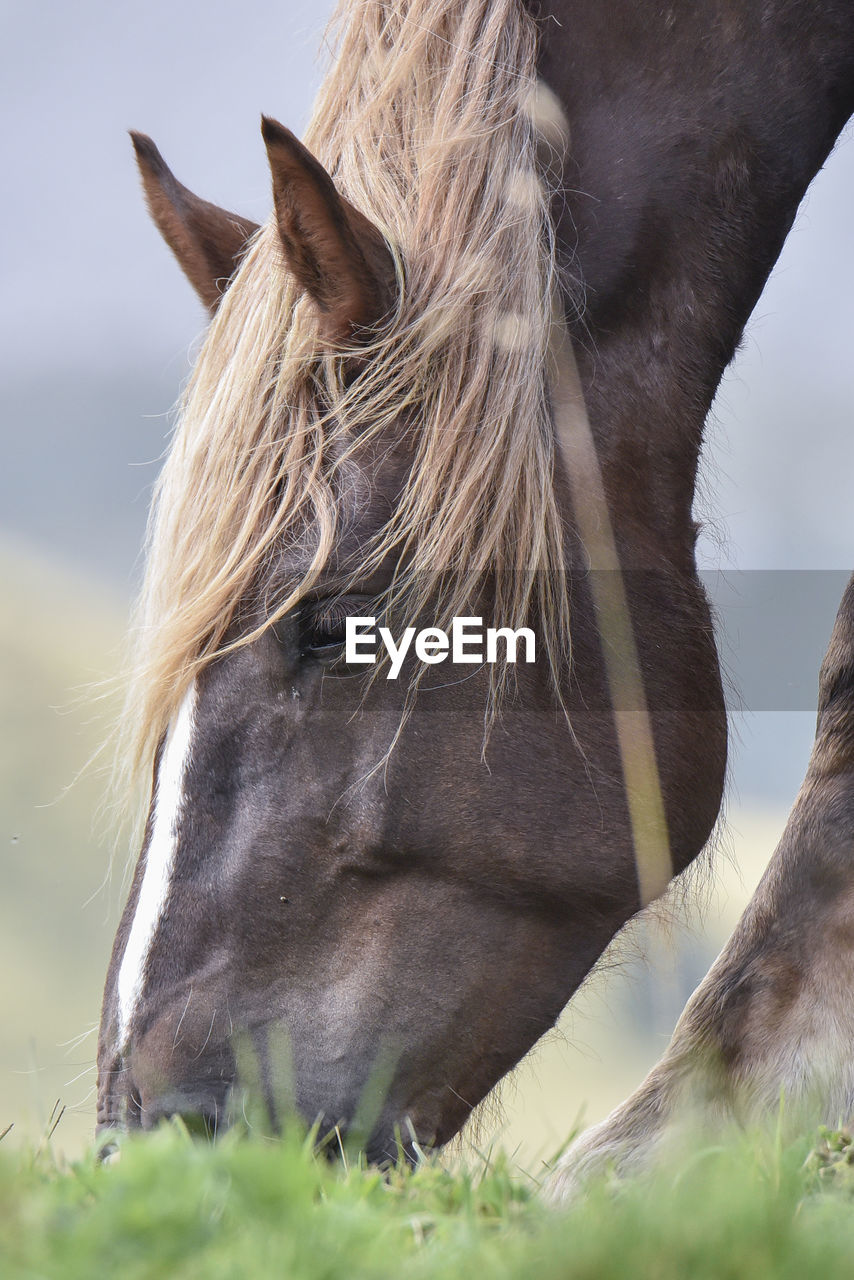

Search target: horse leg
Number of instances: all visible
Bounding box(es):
[548,572,854,1200]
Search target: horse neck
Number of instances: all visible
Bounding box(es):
[537,0,854,568]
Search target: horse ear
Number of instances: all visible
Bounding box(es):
[130,132,259,314]
[261,116,396,344]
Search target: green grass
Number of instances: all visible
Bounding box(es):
[5,1123,854,1279]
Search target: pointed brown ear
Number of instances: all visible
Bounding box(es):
[260,116,396,344]
[130,132,259,314]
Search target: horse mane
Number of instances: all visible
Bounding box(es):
[119,0,571,798]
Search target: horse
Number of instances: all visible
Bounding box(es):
[96,0,854,1180]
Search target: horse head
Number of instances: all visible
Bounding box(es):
[98,1,728,1162]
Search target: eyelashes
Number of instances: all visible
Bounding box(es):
[294,592,377,660]
[301,600,350,648]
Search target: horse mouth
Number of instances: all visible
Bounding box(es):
[96,1078,435,1168]
[96,1075,231,1143]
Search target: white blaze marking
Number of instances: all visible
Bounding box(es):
[116,683,197,1048]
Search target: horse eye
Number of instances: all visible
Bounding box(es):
[300,601,349,655]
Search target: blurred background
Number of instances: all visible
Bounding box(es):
[2,1,853,1170]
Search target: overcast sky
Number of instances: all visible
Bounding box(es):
[2,1,331,373]
[3,0,853,568]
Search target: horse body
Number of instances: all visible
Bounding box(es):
[98,0,854,1169]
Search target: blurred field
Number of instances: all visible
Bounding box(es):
[0,540,789,1168]
[6,1122,854,1279]
[0,540,125,1153]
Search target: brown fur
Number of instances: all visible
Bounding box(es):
[130,132,258,313]
[262,117,396,342]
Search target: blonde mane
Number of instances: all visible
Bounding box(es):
[119,0,570,801]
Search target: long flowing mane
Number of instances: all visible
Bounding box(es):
[120,0,570,795]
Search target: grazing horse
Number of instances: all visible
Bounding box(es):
[97,0,854,1174]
